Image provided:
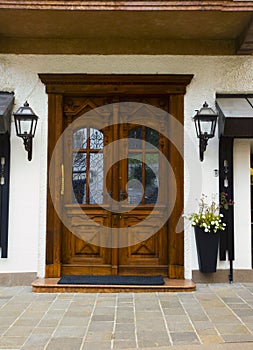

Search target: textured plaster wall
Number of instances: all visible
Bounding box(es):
[0,55,252,278]
[234,140,251,269]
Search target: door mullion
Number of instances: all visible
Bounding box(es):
[111,101,120,275]
[112,102,120,203]
[142,126,146,204]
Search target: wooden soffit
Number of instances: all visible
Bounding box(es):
[0,1,253,54]
[237,17,253,55]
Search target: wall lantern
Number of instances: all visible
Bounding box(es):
[13,101,38,161]
[193,102,218,162]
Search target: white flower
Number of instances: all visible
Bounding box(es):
[220,213,224,217]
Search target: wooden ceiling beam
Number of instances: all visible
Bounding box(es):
[237,17,253,55]
[0,1,253,11]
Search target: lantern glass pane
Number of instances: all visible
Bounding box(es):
[31,119,38,136]
[200,120,213,135]
[14,118,21,135]
[20,119,33,135]
[194,118,201,137]
[210,120,216,136]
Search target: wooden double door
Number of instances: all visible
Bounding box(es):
[62,96,170,276]
[41,74,191,279]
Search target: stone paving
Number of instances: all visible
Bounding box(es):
[0,284,253,349]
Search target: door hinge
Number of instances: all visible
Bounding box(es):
[61,164,64,195]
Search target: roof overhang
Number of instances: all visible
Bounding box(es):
[0,1,252,55]
[0,92,14,134]
[216,94,253,138]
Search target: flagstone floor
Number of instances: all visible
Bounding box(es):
[0,283,253,349]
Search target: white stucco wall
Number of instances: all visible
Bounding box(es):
[234,140,251,269]
[0,54,252,278]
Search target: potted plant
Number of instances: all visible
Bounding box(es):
[186,193,234,273]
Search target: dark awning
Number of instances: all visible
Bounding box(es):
[0,92,14,134]
[216,94,253,138]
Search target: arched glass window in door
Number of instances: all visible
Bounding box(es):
[128,127,159,204]
[72,128,104,204]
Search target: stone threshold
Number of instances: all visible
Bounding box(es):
[32,277,196,293]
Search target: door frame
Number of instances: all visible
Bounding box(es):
[39,74,193,278]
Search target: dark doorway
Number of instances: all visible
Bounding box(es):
[0,92,13,258]
[0,133,10,258]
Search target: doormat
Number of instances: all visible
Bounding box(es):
[57,275,165,286]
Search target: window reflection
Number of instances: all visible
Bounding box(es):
[128,127,159,204]
[72,128,104,204]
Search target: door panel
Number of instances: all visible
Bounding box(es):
[117,120,168,275]
[62,206,112,275]
[61,95,170,276]
[62,97,114,275]
[118,210,168,275]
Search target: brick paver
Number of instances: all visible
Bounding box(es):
[0,284,252,349]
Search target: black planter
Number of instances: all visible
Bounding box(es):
[194,226,220,273]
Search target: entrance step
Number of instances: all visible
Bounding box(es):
[32,278,196,293]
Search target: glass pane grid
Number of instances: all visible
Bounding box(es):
[90,128,104,149]
[89,153,104,204]
[71,125,159,206]
[73,128,88,149]
[144,153,159,204]
[127,126,159,205]
[72,127,104,205]
[72,153,86,204]
[128,155,143,205]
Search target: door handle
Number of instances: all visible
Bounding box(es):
[61,164,64,195]
[0,157,5,186]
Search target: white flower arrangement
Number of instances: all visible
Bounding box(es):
[186,194,229,233]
